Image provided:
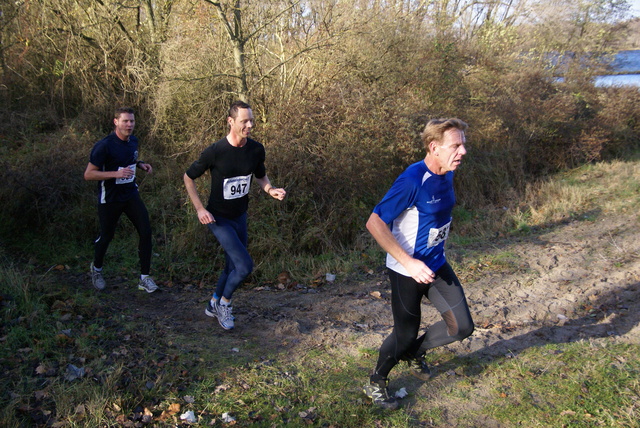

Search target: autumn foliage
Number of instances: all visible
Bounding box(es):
[1,0,639,274]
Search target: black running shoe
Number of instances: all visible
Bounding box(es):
[409,355,432,381]
[363,378,399,410]
[205,300,218,318]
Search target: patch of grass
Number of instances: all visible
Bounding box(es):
[483,342,640,427]
[451,249,525,283]
[509,159,640,231]
[2,255,640,427]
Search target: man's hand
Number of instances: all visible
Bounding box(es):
[138,162,153,173]
[404,258,435,284]
[196,208,216,225]
[116,166,135,179]
[268,187,286,201]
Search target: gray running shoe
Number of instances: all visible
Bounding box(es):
[138,276,159,293]
[205,299,236,321]
[363,378,399,410]
[409,355,432,381]
[216,303,235,330]
[90,262,106,290]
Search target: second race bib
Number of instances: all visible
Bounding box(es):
[115,164,136,185]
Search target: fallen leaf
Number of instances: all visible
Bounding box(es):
[65,364,85,381]
[370,291,382,299]
[222,412,236,423]
[394,387,408,398]
[215,384,230,394]
[180,410,196,423]
[170,403,181,413]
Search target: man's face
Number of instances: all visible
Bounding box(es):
[114,113,135,140]
[228,108,254,140]
[432,128,467,174]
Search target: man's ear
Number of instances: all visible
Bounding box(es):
[429,140,438,154]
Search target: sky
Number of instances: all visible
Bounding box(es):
[631,0,640,17]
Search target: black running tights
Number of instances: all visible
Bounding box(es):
[94,194,152,275]
[373,262,474,380]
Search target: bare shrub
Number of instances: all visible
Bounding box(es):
[0,127,94,241]
[594,87,640,157]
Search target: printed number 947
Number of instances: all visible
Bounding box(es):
[231,184,246,195]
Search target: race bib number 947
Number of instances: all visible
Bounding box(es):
[427,221,451,248]
[223,175,251,200]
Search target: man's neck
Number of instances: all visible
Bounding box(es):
[424,155,445,175]
[115,131,129,141]
[227,133,247,147]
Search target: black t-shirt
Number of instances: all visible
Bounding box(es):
[89,132,140,204]
[185,137,266,218]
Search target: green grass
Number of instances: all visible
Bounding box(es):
[2,250,639,426]
[484,342,640,427]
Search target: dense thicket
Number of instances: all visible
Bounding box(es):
[1,0,639,280]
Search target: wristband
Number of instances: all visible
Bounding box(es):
[136,160,144,167]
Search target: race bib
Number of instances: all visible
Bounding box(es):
[427,221,451,248]
[115,164,136,184]
[223,174,251,200]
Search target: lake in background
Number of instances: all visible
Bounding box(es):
[595,49,640,87]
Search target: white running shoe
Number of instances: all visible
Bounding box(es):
[216,303,235,330]
[138,276,159,293]
[90,263,106,290]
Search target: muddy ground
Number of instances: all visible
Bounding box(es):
[83,209,640,424]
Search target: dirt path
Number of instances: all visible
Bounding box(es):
[92,209,640,423]
[123,210,640,352]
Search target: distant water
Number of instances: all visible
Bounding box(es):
[596,49,640,87]
[609,50,640,73]
[594,73,640,87]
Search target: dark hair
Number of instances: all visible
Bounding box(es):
[421,118,468,152]
[114,107,135,119]
[228,101,251,119]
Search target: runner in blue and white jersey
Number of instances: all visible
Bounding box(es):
[363,118,475,410]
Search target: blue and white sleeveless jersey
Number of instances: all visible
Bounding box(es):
[372,160,455,276]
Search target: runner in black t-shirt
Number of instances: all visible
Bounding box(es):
[84,107,158,293]
[184,101,286,330]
